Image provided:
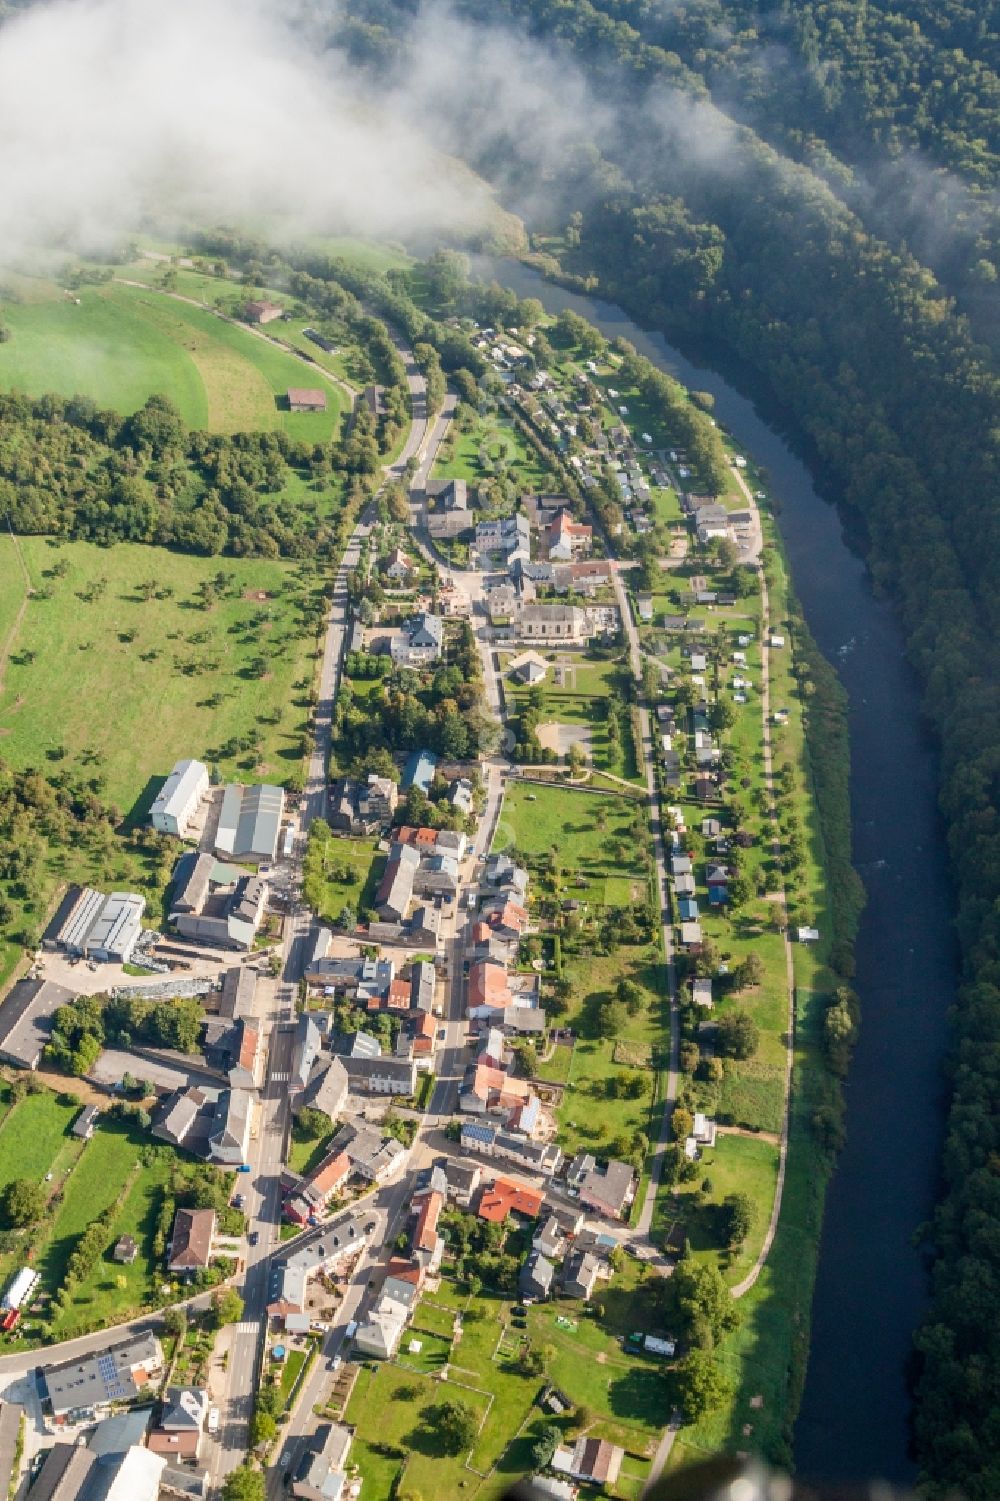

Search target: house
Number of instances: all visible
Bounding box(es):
[567,1154,635,1221]
[384,548,414,582]
[533,1215,566,1262]
[214,782,285,864]
[391,612,444,667]
[674,873,696,898]
[670,854,692,877]
[413,852,459,898]
[680,921,703,948]
[678,897,699,923]
[476,513,530,557]
[337,1124,406,1184]
[329,775,398,835]
[702,818,722,838]
[547,510,592,561]
[284,1150,351,1226]
[467,960,512,1016]
[38,1332,163,1419]
[428,477,468,513]
[401,749,438,794]
[342,1053,417,1096]
[217,964,257,1021]
[361,384,385,420]
[296,1057,349,1123]
[508,650,549,686]
[150,760,209,838]
[207,1089,253,1166]
[519,1250,555,1303]
[797,926,820,943]
[288,388,327,412]
[244,300,283,324]
[692,978,713,1009]
[449,778,474,816]
[562,1249,601,1301]
[51,886,145,964]
[353,1295,409,1360]
[268,1213,370,1318]
[636,593,654,623]
[477,1176,544,1222]
[483,898,529,942]
[440,1157,481,1208]
[292,1422,353,1501]
[530,1477,576,1501]
[460,1064,531,1115]
[113,1235,138,1264]
[552,1437,624,1489]
[152,1086,218,1153]
[501,1005,545,1037]
[168,1209,216,1273]
[147,1387,209,1463]
[478,1026,506,1070]
[375,843,419,924]
[0,978,74,1070]
[291,1014,322,1093]
[72,1104,100,1141]
[411,1189,444,1274]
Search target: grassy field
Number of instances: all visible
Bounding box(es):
[0,280,345,439]
[0,1096,186,1344]
[432,413,550,493]
[494,781,646,881]
[0,537,322,811]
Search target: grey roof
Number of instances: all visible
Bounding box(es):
[217,966,256,1020]
[410,613,444,648]
[87,1407,152,1459]
[27,1443,97,1501]
[341,1054,416,1091]
[519,1250,555,1297]
[410,961,435,1013]
[349,1031,381,1060]
[575,1157,635,1215]
[0,978,74,1068]
[292,1014,322,1090]
[208,1088,252,1158]
[298,1058,348,1121]
[234,784,284,862]
[39,1331,162,1416]
[56,886,105,951]
[150,760,207,828]
[269,1212,370,1310]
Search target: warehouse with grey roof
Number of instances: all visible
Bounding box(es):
[214,783,285,864]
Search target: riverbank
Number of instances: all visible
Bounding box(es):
[474,256,953,1485]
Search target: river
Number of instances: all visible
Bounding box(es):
[477,258,955,1485]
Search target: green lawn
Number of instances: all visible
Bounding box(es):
[505,657,642,783]
[666,1132,781,1286]
[0,538,321,811]
[494,782,647,883]
[0,1089,79,1187]
[288,1120,335,1176]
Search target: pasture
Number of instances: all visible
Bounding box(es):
[0,537,321,811]
[0,280,345,438]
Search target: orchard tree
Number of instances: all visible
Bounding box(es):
[0,1178,45,1227]
[669,1350,733,1422]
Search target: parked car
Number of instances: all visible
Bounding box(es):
[248,1231,259,1247]
[207,1407,220,1435]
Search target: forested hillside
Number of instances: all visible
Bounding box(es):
[332,0,1000,1494]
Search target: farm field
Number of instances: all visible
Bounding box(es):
[0,537,322,811]
[0,280,345,439]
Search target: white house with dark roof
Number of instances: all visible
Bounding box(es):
[391,613,444,667]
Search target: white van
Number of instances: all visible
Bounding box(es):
[207,1407,220,1435]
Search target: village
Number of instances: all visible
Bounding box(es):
[0,294,822,1501]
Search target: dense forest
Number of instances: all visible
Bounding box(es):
[327,0,1000,1494]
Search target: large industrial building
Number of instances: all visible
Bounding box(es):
[149,759,209,839]
[214,783,285,864]
[46,886,145,965]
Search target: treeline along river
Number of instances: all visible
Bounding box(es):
[478,257,956,1485]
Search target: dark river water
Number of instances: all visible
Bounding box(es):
[478,258,956,1485]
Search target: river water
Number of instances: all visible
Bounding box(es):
[478,258,955,1485]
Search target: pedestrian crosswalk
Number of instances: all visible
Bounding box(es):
[270,1071,289,1082]
[234,1321,257,1336]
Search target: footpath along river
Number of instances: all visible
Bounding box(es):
[477,257,956,1485]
